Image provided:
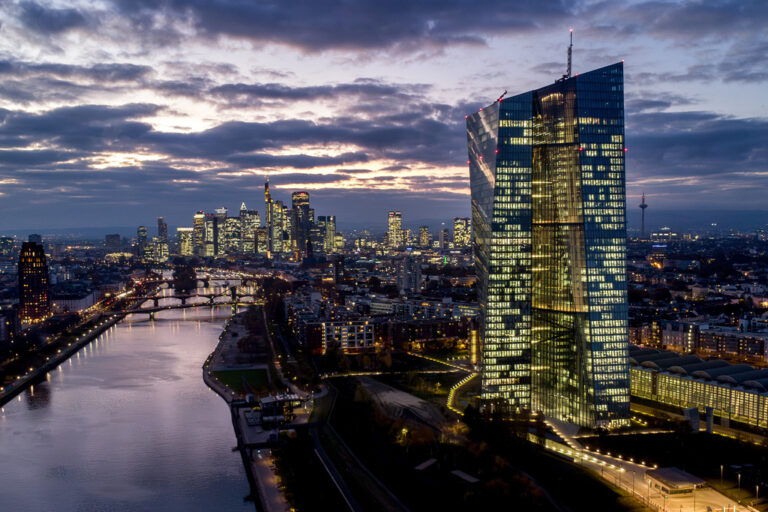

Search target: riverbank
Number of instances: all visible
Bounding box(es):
[0,312,126,408]
[0,306,254,511]
[203,309,291,512]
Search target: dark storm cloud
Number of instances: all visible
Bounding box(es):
[225,151,369,169]
[209,80,421,105]
[0,98,464,169]
[591,0,768,40]
[0,103,159,151]
[629,111,768,176]
[0,149,84,166]
[718,41,768,83]
[0,60,155,103]
[17,1,91,34]
[108,0,574,52]
[144,114,465,166]
[626,110,768,208]
[0,60,153,82]
[625,92,695,113]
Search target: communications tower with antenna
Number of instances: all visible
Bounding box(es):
[560,28,574,81]
[639,193,648,239]
[567,28,573,78]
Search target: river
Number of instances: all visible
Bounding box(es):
[0,304,254,511]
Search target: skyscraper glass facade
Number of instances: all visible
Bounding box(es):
[468,62,629,428]
[18,242,51,324]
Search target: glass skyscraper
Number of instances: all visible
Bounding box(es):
[467,62,630,428]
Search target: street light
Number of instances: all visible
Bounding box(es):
[721,464,724,485]
[738,473,741,492]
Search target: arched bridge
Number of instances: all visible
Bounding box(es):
[128,298,265,319]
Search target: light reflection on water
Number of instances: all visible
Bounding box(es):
[0,308,253,511]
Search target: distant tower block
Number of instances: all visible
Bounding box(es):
[639,193,648,239]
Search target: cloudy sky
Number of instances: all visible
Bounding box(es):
[0,0,766,231]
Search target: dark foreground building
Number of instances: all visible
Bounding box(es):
[18,241,51,325]
[467,62,630,428]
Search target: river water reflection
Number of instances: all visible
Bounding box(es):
[0,306,253,511]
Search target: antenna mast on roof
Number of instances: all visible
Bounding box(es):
[567,28,573,78]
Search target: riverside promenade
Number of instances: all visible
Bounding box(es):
[203,310,291,512]
[0,312,126,408]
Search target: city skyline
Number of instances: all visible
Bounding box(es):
[1,4,767,511]
[0,1,766,230]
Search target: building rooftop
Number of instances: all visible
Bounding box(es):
[646,467,706,490]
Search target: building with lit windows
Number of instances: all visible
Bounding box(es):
[321,320,374,353]
[136,226,148,260]
[292,192,310,257]
[255,227,269,255]
[387,211,403,249]
[453,217,471,248]
[629,346,768,429]
[203,213,216,257]
[157,217,168,243]
[419,226,430,248]
[177,227,194,256]
[239,203,260,254]
[467,62,630,428]
[438,226,450,250]
[156,217,169,259]
[193,211,205,255]
[316,215,337,255]
[18,242,52,324]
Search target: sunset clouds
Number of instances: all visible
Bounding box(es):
[0,0,766,229]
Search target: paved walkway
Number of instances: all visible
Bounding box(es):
[545,418,755,512]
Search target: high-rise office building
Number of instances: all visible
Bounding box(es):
[270,200,284,255]
[418,226,430,248]
[453,218,471,248]
[317,215,336,254]
[156,217,169,259]
[151,236,169,262]
[315,216,328,256]
[292,191,310,257]
[177,227,194,256]
[334,233,344,253]
[467,62,630,428]
[213,207,228,256]
[265,179,274,255]
[396,255,422,295]
[157,217,168,242]
[223,217,241,253]
[18,242,51,324]
[387,211,403,249]
[136,226,148,260]
[255,227,269,256]
[203,213,216,257]
[192,211,205,256]
[439,226,450,250]
[282,204,293,255]
[239,203,260,254]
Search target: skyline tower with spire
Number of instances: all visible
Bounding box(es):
[467,60,631,429]
[639,193,648,239]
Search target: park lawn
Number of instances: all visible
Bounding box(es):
[213,369,269,394]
